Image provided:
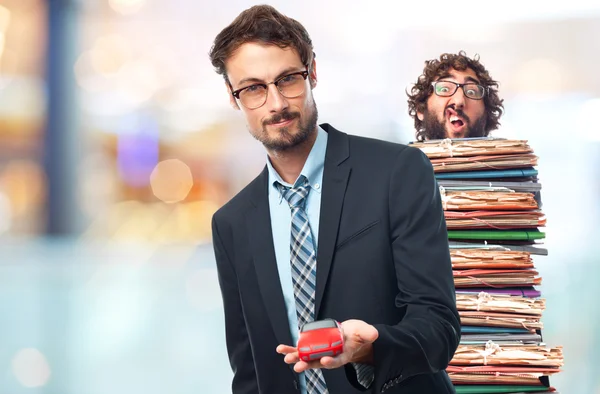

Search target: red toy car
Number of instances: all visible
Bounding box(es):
[297,319,344,362]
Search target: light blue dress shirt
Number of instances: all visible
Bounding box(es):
[267,126,327,393]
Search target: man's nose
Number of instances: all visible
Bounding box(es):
[265,84,289,113]
[449,87,466,109]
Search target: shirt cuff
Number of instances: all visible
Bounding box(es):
[351,363,375,389]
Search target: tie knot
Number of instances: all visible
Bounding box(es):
[278,176,310,209]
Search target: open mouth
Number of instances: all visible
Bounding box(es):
[446,108,466,131]
[450,116,464,128]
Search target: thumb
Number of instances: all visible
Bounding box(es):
[359,324,379,343]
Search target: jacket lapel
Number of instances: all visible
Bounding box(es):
[315,124,351,317]
[246,168,294,347]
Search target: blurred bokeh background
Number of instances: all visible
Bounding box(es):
[1,0,598,392]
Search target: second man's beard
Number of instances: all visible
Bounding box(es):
[421,109,488,140]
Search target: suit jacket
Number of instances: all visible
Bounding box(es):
[212,124,461,394]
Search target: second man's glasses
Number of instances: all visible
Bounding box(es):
[431,80,486,100]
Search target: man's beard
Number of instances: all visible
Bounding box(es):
[251,100,319,151]
[422,107,487,140]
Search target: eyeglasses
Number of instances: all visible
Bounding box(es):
[231,68,310,109]
[431,80,486,100]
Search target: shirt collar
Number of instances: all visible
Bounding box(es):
[267,125,328,198]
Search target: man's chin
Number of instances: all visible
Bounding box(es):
[261,132,304,151]
[447,129,468,139]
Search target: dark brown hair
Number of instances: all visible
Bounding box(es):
[407,51,504,141]
[209,5,315,82]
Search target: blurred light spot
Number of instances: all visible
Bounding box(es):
[80,90,136,116]
[150,159,193,204]
[186,268,222,312]
[0,32,5,58]
[577,98,600,141]
[161,109,220,134]
[109,0,146,15]
[1,160,45,216]
[185,200,219,239]
[151,200,219,241]
[516,58,563,94]
[112,203,161,240]
[11,348,51,388]
[78,153,119,218]
[117,116,159,187]
[74,51,107,92]
[0,47,19,89]
[89,34,130,76]
[146,44,177,89]
[0,191,11,233]
[150,203,188,241]
[158,88,200,112]
[116,59,160,106]
[0,77,44,117]
[0,6,11,33]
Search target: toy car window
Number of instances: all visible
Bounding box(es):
[302,320,336,331]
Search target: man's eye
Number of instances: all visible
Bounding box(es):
[278,74,300,86]
[246,85,262,92]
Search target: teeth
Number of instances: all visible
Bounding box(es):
[450,116,460,122]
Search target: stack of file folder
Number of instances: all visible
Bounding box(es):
[411,137,545,245]
[411,137,564,394]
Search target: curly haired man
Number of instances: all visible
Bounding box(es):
[407,51,504,141]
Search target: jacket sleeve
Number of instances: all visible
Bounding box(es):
[212,214,259,394]
[356,146,461,392]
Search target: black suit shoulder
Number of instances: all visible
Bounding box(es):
[346,133,408,155]
[345,133,433,174]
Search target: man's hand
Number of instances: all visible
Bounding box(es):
[276,319,379,373]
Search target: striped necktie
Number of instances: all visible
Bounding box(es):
[278,176,328,394]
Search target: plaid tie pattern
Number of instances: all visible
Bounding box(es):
[278,176,328,394]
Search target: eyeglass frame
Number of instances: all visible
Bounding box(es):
[430,80,487,100]
[229,67,310,109]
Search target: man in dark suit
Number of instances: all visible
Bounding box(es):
[209,5,460,393]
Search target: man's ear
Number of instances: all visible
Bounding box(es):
[226,81,240,110]
[309,59,317,89]
[417,111,424,121]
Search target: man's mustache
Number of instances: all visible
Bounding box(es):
[447,105,471,124]
[264,111,300,126]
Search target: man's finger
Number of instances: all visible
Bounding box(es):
[296,360,325,372]
[293,360,310,373]
[293,356,343,372]
[355,324,379,343]
[318,356,339,368]
[284,353,300,364]
[276,345,297,354]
